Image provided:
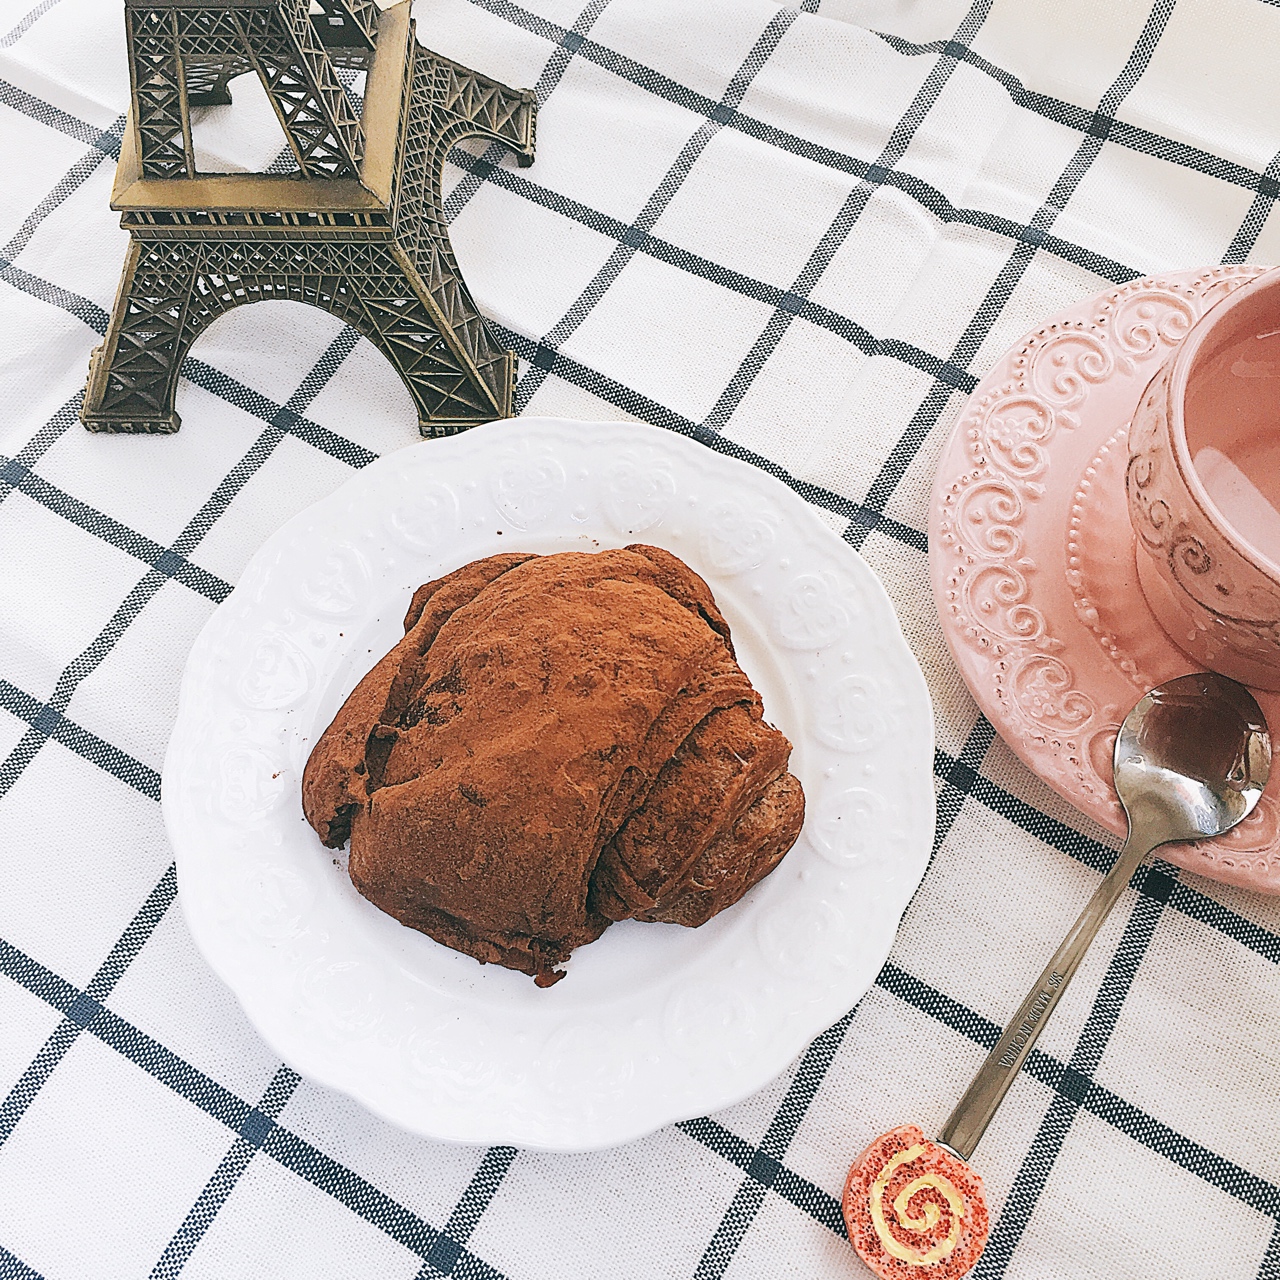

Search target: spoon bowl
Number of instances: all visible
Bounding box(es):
[1114,671,1269,850]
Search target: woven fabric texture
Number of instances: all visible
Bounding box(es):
[3,0,1280,1276]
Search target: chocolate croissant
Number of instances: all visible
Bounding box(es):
[302,545,804,986]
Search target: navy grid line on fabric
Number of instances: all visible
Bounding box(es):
[411,1146,518,1279]
[678,1114,845,1235]
[0,373,377,519]
[932,717,998,858]
[0,867,178,1151]
[150,1065,304,1280]
[0,678,160,799]
[0,0,59,47]
[1257,1222,1280,1280]
[0,1243,42,1280]
[699,0,996,436]
[0,75,119,153]
[0,118,123,263]
[877,29,1280,199]
[0,326,362,804]
[1225,143,1280,264]
[445,139,1135,347]
[690,1013,856,1280]
[512,5,807,414]
[852,0,1178,550]
[0,927,515,1278]
[0,464,232,601]
[3,0,1280,1276]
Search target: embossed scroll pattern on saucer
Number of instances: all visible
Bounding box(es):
[1067,426,1159,691]
[934,266,1275,882]
[1068,424,1280,876]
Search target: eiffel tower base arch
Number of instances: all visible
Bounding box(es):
[82,235,517,438]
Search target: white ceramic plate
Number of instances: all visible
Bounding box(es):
[164,417,935,1151]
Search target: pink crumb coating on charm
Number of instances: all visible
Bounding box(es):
[842,1125,989,1279]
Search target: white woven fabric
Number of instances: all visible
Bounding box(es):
[3,0,1280,1276]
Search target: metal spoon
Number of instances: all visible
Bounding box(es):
[843,673,1270,1277]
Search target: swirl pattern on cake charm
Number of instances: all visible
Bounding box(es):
[843,1125,988,1280]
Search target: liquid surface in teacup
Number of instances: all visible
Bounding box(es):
[1194,447,1280,567]
[1185,321,1280,567]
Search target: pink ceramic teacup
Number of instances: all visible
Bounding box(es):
[1127,268,1280,691]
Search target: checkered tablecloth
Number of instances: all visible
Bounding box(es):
[4,0,1280,1275]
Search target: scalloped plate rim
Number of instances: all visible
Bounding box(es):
[163,415,935,1151]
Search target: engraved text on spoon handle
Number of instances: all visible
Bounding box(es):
[936,832,1154,1162]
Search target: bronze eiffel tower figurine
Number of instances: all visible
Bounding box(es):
[81,0,535,437]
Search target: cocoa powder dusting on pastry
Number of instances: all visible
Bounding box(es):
[301,545,805,986]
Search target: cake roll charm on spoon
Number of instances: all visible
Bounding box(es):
[844,1125,988,1278]
[842,673,1270,1278]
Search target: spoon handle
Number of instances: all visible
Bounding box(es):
[936,832,1153,1161]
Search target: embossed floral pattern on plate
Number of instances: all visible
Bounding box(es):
[165,417,935,1151]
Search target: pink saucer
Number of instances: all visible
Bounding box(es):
[930,265,1280,894]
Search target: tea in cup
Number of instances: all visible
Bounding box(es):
[1127,268,1280,690]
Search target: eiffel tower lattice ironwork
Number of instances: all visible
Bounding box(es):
[81,0,536,437]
